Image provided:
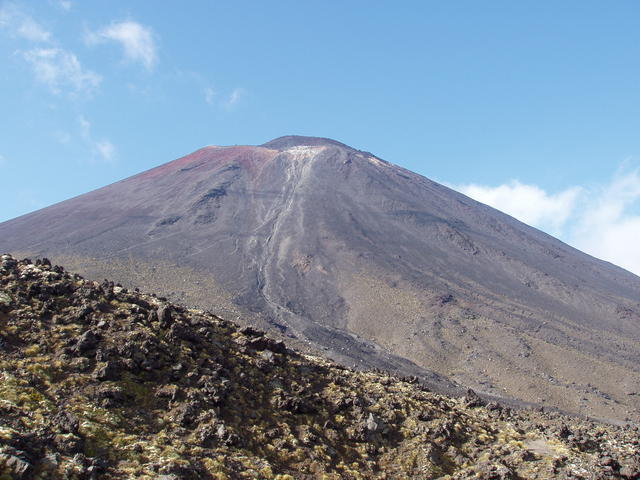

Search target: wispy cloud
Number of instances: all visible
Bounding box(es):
[204,86,216,105]
[17,16,51,42]
[453,167,640,276]
[1,5,99,96]
[79,115,91,138]
[224,87,246,110]
[79,115,115,162]
[175,71,243,111]
[22,48,101,95]
[95,140,115,162]
[57,1,72,11]
[86,21,158,70]
[0,154,6,166]
[0,4,51,42]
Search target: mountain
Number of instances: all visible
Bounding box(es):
[1,136,639,423]
[1,255,638,479]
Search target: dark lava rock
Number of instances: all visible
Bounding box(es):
[239,325,264,337]
[169,322,199,343]
[74,330,101,354]
[247,336,287,354]
[158,305,172,327]
[53,410,80,434]
[96,385,127,407]
[464,388,485,408]
[93,360,121,381]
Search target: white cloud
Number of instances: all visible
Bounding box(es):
[58,1,72,11]
[79,115,91,138]
[22,48,101,95]
[0,154,6,166]
[95,140,115,162]
[456,180,582,236]
[0,4,51,42]
[17,16,51,42]
[2,6,98,97]
[571,169,640,276]
[224,87,246,110]
[453,168,640,276]
[86,21,157,70]
[204,86,216,105]
[78,115,115,162]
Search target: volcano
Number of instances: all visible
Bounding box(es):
[1,135,639,422]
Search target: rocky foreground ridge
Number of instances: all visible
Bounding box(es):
[0,254,638,479]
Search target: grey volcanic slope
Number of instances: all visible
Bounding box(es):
[2,136,640,422]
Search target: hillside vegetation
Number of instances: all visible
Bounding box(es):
[0,255,638,479]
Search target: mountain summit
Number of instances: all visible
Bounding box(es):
[261,135,355,149]
[1,136,639,422]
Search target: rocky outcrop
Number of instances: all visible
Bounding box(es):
[0,255,638,479]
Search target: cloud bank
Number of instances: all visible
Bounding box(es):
[454,168,640,276]
[571,169,640,276]
[458,181,582,236]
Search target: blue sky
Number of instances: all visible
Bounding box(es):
[1,1,640,274]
